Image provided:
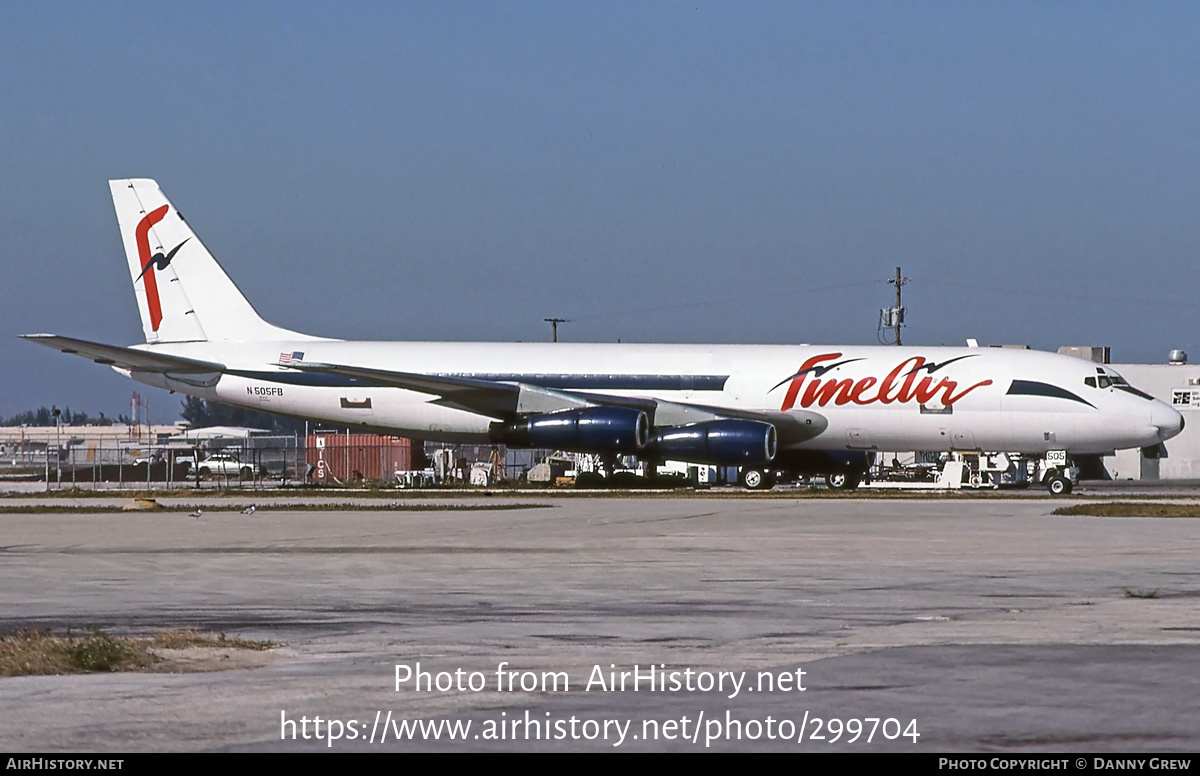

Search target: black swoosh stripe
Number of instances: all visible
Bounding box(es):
[903,354,978,376]
[136,238,191,282]
[1006,380,1095,408]
[769,358,865,393]
[1115,385,1155,401]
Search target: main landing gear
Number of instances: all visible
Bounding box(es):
[740,468,777,490]
[737,467,865,491]
[826,471,863,491]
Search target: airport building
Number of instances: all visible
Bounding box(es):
[0,423,187,464]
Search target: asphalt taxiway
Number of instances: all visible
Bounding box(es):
[1,495,1198,751]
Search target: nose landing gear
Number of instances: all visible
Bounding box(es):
[1038,451,1077,496]
[1045,473,1073,495]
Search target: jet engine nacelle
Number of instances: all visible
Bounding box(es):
[650,420,778,466]
[491,406,649,453]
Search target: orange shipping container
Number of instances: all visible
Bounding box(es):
[306,434,415,483]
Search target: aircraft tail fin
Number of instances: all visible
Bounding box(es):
[110,179,313,344]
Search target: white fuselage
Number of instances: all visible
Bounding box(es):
[126,340,1181,456]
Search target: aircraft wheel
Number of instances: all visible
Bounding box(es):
[609,471,643,489]
[1046,475,1071,496]
[741,469,775,490]
[828,472,861,490]
[575,472,605,489]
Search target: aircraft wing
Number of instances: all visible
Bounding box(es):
[277,361,592,418]
[20,334,225,373]
[280,360,827,443]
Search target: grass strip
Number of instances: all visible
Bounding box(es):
[1052,502,1200,518]
[0,628,275,677]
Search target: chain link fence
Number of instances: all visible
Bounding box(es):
[0,436,550,490]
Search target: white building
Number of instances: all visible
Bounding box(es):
[1106,356,1200,480]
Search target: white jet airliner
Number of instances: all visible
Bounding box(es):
[22,179,1184,493]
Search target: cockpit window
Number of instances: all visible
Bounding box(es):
[1106,369,1154,400]
[1115,384,1155,401]
[1083,369,1154,400]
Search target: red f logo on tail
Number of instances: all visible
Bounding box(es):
[135,205,170,332]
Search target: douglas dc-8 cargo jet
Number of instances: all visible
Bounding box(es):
[22,179,1184,493]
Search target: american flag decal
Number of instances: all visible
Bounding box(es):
[279,351,304,365]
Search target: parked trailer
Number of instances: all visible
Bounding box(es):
[862,451,1046,491]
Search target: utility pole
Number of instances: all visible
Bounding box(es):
[544,318,571,343]
[52,406,61,489]
[884,267,909,346]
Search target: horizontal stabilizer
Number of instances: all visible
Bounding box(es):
[20,334,225,374]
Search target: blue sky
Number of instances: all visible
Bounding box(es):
[2,2,1197,422]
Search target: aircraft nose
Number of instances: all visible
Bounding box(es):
[1152,402,1185,441]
